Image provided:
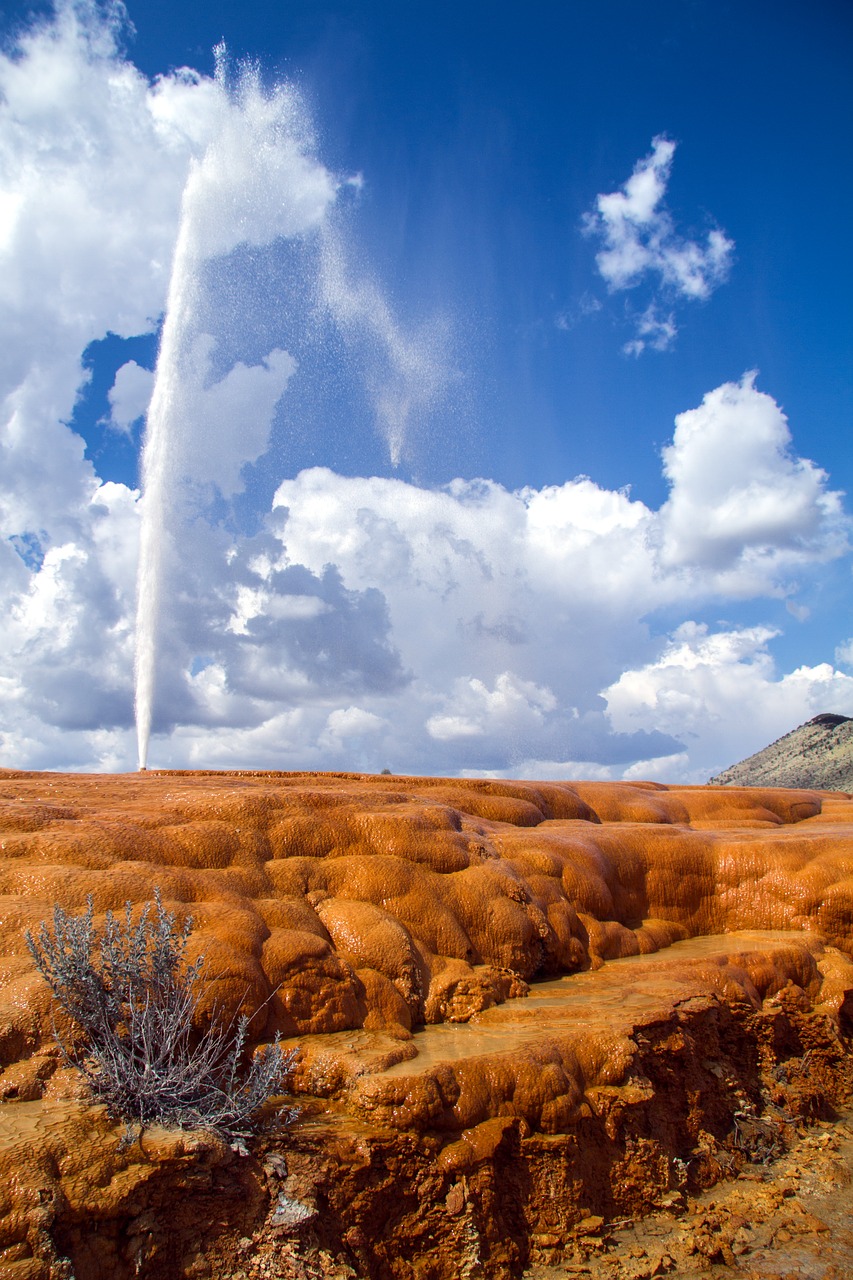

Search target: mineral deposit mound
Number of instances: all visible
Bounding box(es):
[1,769,852,1278]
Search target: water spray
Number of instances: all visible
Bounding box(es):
[132,52,447,770]
[133,55,335,771]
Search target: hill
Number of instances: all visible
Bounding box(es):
[711,713,853,791]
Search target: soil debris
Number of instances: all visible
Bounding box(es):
[525,1110,853,1280]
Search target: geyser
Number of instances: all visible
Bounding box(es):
[134,52,336,770]
[133,52,447,769]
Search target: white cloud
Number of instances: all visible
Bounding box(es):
[153,337,298,496]
[483,758,617,782]
[586,135,733,353]
[1,371,850,778]
[319,706,386,751]
[228,586,330,636]
[658,373,848,580]
[835,639,853,669]
[0,0,220,543]
[426,673,557,742]
[107,360,153,433]
[604,622,853,780]
[0,3,339,537]
[622,752,691,782]
[623,303,677,356]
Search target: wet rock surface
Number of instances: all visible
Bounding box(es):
[0,770,851,1277]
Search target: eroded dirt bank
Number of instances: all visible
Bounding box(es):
[0,771,851,1277]
[526,1109,853,1280]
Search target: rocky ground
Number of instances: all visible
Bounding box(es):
[525,1109,853,1280]
[217,1109,853,1280]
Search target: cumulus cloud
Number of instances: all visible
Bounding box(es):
[426,673,557,742]
[586,135,733,353]
[149,337,298,496]
[319,707,386,752]
[0,0,220,542]
[604,623,853,781]
[251,374,847,778]
[2,365,851,777]
[0,479,138,769]
[658,373,848,581]
[107,360,153,433]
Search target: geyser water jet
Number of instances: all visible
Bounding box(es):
[133,52,449,770]
[134,202,196,772]
[133,55,337,770]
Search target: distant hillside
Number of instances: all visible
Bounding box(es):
[711,713,853,791]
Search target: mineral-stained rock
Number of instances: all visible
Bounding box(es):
[0,769,851,1277]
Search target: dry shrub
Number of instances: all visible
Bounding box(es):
[26,890,296,1142]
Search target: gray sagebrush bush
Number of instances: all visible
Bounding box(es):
[25,890,297,1141]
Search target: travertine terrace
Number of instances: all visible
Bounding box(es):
[0,769,851,1278]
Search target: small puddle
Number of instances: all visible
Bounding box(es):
[381,929,822,1078]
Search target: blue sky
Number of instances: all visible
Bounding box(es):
[0,0,851,777]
